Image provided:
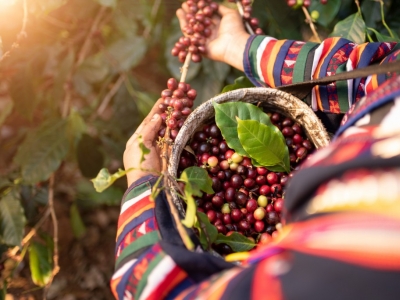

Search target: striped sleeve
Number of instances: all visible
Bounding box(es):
[111,176,191,300]
[243,35,399,114]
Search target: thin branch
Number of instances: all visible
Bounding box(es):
[76,6,107,66]
[180,53,192,83]
[302,6,321,43]
[9,208,51,257]
[236,1,255,35]
[61,7,107,118]
[143,0,162,39]
[378,0,395,38]
[43,174,59,300]
[0,0,28,63]
[94,73,126,118]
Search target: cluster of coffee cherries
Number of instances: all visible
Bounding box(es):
[286,0,327,7]
[171,0,220,63]
[157,78,197,140]
[177,112,314,252]
[228,0,263,34]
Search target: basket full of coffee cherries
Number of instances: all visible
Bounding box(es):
[166,87,330,255]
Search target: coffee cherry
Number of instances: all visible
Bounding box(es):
[230,174,243,189]
[207,156,218,167]
[259,185,271,196]
[266,172,278,185]
[231,208,242,222]
[254,220,265,233]
[274,198,284,213]
[246,199,258,213]
[231,153,243,163]
[254,207,266,220]
[221,203,231,214]
[257,195,268,207]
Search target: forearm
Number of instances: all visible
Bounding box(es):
[111,175,235,299]
[243,35,399,114]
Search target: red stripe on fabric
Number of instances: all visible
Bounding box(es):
[147,266,187,300]
[252,258,283,300]
[118,195,152,226]
[117,204,154,236]
[260,40,277,86]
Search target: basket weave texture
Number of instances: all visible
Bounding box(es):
[168,87,330,215]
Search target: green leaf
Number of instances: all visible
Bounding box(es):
[91,168,127,192]
[77,134,105,178]
[52,50,75,102]
[138,135,150,165]
[0,192,26,246]
[0,100,13,128]
[28,241,52,287]
[195,211,218,250]
[361,0,382,28]
[308,0,341,27]
[179,166,213,196]
[67,110,86,149]
[214,232,255,252]
[222,76,254,93]
[367,27,399,42]
[9,67,37,120]
[76,53,110,84]
[237,119,290,173]
[106,36,147,72]
[76,179,123,207]
[213,102,272,156]
[181,189,196,228]
[95,0,117,7]
[14,119,70,184]
[70,203,86,239]
[330,13,366,44]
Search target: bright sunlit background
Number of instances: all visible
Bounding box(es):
[0,0,16,6]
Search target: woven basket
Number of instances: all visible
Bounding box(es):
[168,87,330,215]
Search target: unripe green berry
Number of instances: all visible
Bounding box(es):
[257,195,268,207]
[231,153,243,164]
[221,203,231,214]
[311,10,320,21]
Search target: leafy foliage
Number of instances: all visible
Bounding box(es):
[28,241,53,287]
[213,102,272,156]
[0,191,26,246]
[214,232,255,252]
[330,12,366,44]
[0,0,398,293]
[237,119,290,173]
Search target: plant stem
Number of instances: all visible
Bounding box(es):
[76,6,107,66]
[43,173,59,300]
[236,1,254,35]
[180,52,192,83]
[143,0,162,39]
[302,6,321,43]
[379,0,394,39]
[9,208,51,257]
[94,73,126,118]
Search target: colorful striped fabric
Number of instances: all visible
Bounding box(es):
[244,36,398,113]
[111,176,190,300]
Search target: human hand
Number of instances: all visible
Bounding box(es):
[176,4,250,71]
[124,99,163,187]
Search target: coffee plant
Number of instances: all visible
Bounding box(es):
[1,0,399,297]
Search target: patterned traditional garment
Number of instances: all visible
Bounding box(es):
[243,35,400,114]
[111,36,400,299]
